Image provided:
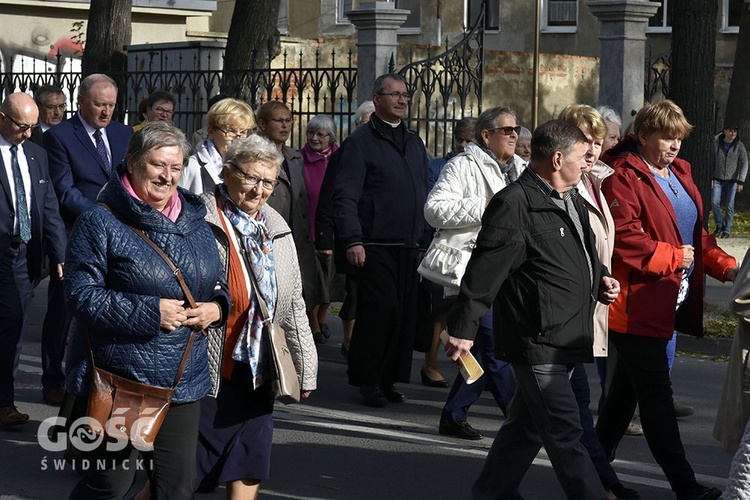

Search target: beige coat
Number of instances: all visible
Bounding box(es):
[714,246,750,453]
[577,159,615,357]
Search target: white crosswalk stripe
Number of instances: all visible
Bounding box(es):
[18,354,43,374]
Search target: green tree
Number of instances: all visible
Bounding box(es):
[222,0,282,100]
[725,1,750,141]
[668,0,718,223]
[81,0,133,76]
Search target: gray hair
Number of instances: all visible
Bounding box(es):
[354,101,375,127]
[596,105,622,128]
[373,73,407,94]
[518,126,532,140]
[34,85,65,104]
[475,106,516,143]
[306,114,338,144]
[222,135,283,176]
[79,73,117,98]
[127,122,191,167]
[530,120,587,163]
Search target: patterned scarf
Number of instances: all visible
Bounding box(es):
[217,184,277,387]
[479,144,518,183]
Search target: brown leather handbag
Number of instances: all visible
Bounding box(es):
[86,205,206,450]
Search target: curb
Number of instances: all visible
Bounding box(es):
[676,332,732,357]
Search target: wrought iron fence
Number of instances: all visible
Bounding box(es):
[0,48,358,150]
[396,8,485,158]
[3,18,485,159]
[645,46,670,102]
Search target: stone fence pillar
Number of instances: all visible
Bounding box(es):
[347,1,408,103]
[588,0,660,129]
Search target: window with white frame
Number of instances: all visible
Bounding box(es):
[722,0,743,33]
[338,0,354,24]
[278,0,289,35]
[397,0,421,34]
[542,0,577,33]
[466,0,500,31]
[646,0,672,33]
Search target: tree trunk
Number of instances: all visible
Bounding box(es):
[669,0,718,225]
[81,0,132,77]
[725,0,750,140]
[223,0,282,103]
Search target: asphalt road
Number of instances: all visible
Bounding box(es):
[0,277,741,499]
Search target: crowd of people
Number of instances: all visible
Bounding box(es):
[1,71,749,499]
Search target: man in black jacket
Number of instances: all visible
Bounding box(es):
[445,120,620,499]
[333,73,430,407]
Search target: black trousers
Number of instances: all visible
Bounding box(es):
[42,268,71,389]
[472,363,607,500]
[0,242,35,406]
[595,331,697,493]
[69,401,201,500]
[347,245,419,386]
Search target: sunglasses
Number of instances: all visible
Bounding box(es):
[486,126,521,136]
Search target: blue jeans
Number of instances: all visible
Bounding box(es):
[441,323,516,422]
[712,180,738,234]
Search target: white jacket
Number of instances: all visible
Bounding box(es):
[424,142,524,229]
[179,139,223,194]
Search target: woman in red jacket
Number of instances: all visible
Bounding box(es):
[596,100,738,500]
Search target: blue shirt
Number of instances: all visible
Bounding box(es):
[651,169,697,246]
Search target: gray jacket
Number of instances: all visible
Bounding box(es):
[202,192,318,396]
[713,133,748,184]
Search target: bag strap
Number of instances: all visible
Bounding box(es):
[215,197,272,323]
[98,203,199,388]
[244,250,273,323]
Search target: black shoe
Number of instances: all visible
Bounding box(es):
[721,232,731,239]
[673,399,695,418]
[676,484,722,500]
[439,417,483,440]
[382,384,406,403]
[420,368,449,388]
[610,482,640,499]
[320,323,331,339]
[359,384,387,407]
[313,332,326,344]
[713,228,722,237]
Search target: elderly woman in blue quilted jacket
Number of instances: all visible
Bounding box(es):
[64,122,230,500]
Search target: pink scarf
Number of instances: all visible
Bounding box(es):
[121,172,182,223]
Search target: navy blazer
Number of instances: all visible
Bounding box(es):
[0,141,67,282]
[44,114,132,229]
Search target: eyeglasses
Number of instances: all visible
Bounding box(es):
[307,131,330,139]
[486,126,521,136]
[667,181,679,197]
[216,127,249,139]
[152,106,174,117]
[42,103,66,112]
[270,118,294,125]
[0,112,39,132]
[377,92,411,102]
[229,163,278,190]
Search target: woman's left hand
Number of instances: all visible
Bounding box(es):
[301,390,313,399]
[727,266,740,282]
[183,301,222,331]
